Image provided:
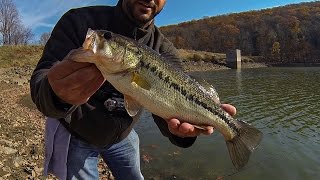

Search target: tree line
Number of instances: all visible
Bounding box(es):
[0,0,51,45]
[0,0,33,45]
[160,1,320,63]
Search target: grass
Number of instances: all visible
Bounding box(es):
[0,45,263,69]
[178,49,226,63]
[18,93,37,110]
[1,46,227,68]
[0,45,44,68]
[177,49,264,64]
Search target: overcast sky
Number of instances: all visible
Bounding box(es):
[13,0,316,40]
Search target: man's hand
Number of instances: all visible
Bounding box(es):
[167,104,237,137]
[47,48,105,105]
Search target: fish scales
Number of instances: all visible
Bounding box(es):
[137,49,239,139]
[77,29,263,169]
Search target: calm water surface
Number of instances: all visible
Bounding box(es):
[134,67,320,180]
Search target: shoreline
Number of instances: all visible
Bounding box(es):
[182,61,269,72]
[269,62,320,67]
[182,61,320,72]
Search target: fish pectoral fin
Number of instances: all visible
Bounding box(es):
[132,72,151,90]
[124,95,143,117]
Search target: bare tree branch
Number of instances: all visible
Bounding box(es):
[0,0,33,45]
[39,32,51,45]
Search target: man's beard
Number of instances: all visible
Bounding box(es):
[125,0,161,25]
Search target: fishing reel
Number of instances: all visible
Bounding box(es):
[104,97,125,112]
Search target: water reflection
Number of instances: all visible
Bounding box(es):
[135,67,320,180]
[235,69,242,93]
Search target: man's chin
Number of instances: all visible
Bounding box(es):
[135,14,154,25]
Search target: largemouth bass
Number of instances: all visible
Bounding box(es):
[78,29,263,169]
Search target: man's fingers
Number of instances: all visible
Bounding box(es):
[48,48,97,80]
[68,48,96,63]
[202,126,214,135]
[50,65,102,97]
[179,123,194,134]
[46,48,109,105]
[178,123,213,137]
[48,62,104,105]
[167,118,180,127]
[54,73,104,105]
[167,119,215,137]
[48,60,93,80]
[80,74,105,98]
[221,104,237,116]
[56,64,102,89]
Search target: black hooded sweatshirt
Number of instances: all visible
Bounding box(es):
[30,1,196,148]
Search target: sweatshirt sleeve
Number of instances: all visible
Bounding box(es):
[30,9,85,118]
[153,114,196,148]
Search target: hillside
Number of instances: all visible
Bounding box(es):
[160,1,320,64]
[0,46,114,179]
[0,46,267,74]
[0,46,43,68]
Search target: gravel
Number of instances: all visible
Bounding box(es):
[0,67,113,179]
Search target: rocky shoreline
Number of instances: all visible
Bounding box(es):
[182,61,269,72]
[0,68,114,180]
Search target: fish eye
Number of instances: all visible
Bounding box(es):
[104,31,112,40]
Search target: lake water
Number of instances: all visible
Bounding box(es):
[134,67,320,180]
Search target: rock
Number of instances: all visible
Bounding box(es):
[34,167,43,175]
[1,174,11,179]
[0,139,13,146]
[0,145,17,154]
[23,166,33,175]
[32,170,36,177]
[2,166,11,173]
[2,80,10,84]
[13,156,25,167]
[0,69,65,179]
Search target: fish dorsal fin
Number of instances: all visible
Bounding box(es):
[160,51,185,72]
[124,95,143,117]
[132,72,151,90]
[194,78,220,104]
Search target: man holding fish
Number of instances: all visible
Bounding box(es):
[30,0,239,179]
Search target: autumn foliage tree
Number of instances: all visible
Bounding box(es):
[160,1,320,64]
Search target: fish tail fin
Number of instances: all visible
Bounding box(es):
[226,120,263,169]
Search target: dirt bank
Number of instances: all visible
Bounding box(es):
[0,67,113,179]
